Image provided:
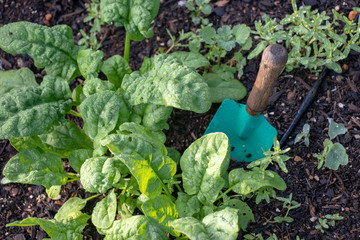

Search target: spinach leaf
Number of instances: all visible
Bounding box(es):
[131,103,172,132]
[0,76,72,139]
[77,49,104,80]
[122,54,211,113]
[101,55,132,88]
[100,0,160,41]
[229,168,286,195]
[92,189,117,229]
[171,51,210,70]
[0,22,79,80]
[3,148,67,189]
[218,199,254,231]
[55,197,88,221]
[180,133,230,205]
[142,195,178,235]
[68,149,94,173]
[80,157,121,193]
[0,68,37,95]
[82,78,117,97]
[175,192,201,218]
[102,215,167,240]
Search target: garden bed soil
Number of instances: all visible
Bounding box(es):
[1,0,360,239]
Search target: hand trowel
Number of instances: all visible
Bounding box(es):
[204,44,288,162]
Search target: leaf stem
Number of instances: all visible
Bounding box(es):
[215,187,233,202]
[68,109,82,118]
[124,32,131,63]
[86,193,101,201]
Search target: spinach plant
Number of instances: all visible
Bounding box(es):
[250,0,360,73]
[313,118,348,170]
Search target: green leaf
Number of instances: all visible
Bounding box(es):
[171,51,210,70]
[248,41,268,59]
[0,76,72,139]
[46,185,61,200]
[201,4,212,15]
[80,157,121,193]
[103,215,167,240]
[68,149,93,173]
[122,54,211,113]
[77,49,104,79]
[131,103,172,132]
[175,192,201,218]
[229,168,286,195]
[219,199,254,231]
[92,189,117,229]
[100,0,160,41]
[101,55,132,88]
[325,143,348,170]
[55,197,88,221]
[199,26,216,44]
[3,148,67,189]
[0,22,79,80]
[38,120,93,158]
[0,68,37,95]
[7,214,90,240]
[180,132,230,205]
[325,62,342,73]
[10,135,45,153]
[82,78,117,97]
[204,73,247,103]
[217,25,236,52]
[142,195,178,235]
[71,84,84,106]
[233,24,251,45]
[118,194,137,219]
[170,208,239,240]
[328,118,347,140]
[170,217,210,240]
[80,90,129,140]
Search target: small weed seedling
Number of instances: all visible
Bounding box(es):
[185,0,212,25]
[313,118,348,170]
[273,193,301,223]
[315,213,344,233]
[294,123,310,147]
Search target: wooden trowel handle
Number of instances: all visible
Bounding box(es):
[246,44,288,116]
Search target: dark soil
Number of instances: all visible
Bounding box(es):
[1,0,360,239]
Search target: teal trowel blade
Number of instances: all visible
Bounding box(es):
[204,99,277,162]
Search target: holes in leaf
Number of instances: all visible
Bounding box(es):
[9,32,12,35]
[128,137,133,142]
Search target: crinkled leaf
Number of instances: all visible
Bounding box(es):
[216,25,236,51]
[0,76,71,139]
[118,194,137,219]
[68,149,93,173]
[82,78,117,97]
[0,22,79,80]
[229,168,286,195]
[175,192,201,218]
[171,51,210,70]
[10,135,44,152]
[170,208,239,240]
[55,197,88,221]
[328,118,347,140]
[100,0,160,41]
[7,214,90,240]
[80,157,121,193]
[219,199,254,231]
[39,120,93,158]
[202,207,239,240]
[0,68,37,94]
[80,90,129,140]
[71,84,84,106]
[122,54,211,113]
[2,148,67,189]
[77,49,104,79]
[132,103,172,132]
[103,215,167,240]
[180,133,230,205]
[325,143,348,170]
[170,217,209,240]
[205,73,247,103]
[101,55,132,88]
[142,195,178,235]
[92,189,117,229]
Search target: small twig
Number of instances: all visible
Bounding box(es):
[62,9,85,20]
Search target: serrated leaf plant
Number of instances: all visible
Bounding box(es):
[250,0,360,73]
[314,213,344,233]
[185,0,212,25]
[313,118,348,170]
[294,123,310,147]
